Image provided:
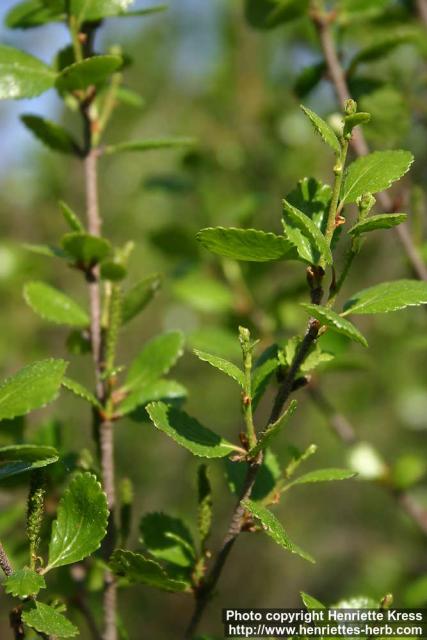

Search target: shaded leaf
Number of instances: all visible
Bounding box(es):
[282,200,332,265]
[294,62,326,99]
[242,499,314,563]
[193,350,244,387]
[21,115,79,155]
[22,602,78,638]
[349,33,417,73]
[105,137,195,154]
[226,449,281,502]
[3,567,46,598]
[24,281,89,327]
[61,232,111,267]
[249,400,297,457]
[343,280,427,315]
[0,359,67,421]
[341,150,414,204]
[56,55,122,93]
[125,331,184,390]
[348,213,407,236]
[197,227,293,262]
[0,445,58,481]
[244,0,309,29]
[147,402,238,458]
[0,45,56,99]
[110,549,188,592]
[173,271,233,313]
[140,512,195,567]
[301,105,340,155]
[300,303,368,347]
[5,0,65,29]
[301,592,325,609]
[119,379,187,416]
[45,472,108,571]
[286,177,332,232]
[121,274,162,324]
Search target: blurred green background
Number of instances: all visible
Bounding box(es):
[1,1,427,637]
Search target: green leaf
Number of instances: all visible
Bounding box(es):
[301,105,340,155]
[286,178,332,231]
[147,402,238,458]
[100,260,127,281]
[0,45,56,99]
[349,33,417,73]
[252,347,279,411]
[121,274,162,324]
[3,567,46,598]
[197,227,293,262]
[301,592,326,609]
[249,400,297,458]
[105,137,195,154]
[62,376,101,409]
[172,272,233,312]
[119,379,187,416]
[45,472,108,571]
[22,243,68,259]
[56,55,122,93]
[110,549,188,592]
[71,0,135,22]
[341,150,414,204]
[21,115,79,155]
[0,359,67,421]
[343,112,371,137]
[294,62,326,99]
[300,303,368,347]
[289,468,357,487]
[0,445,58,480]
[59,201,85,232]
[61,232,111,267]
[24,281,89,327]
[5,0,65,29]
[242,499,314,563]
[227,449,281,502]
[343,280,427,315]
[282,199,332,265]
[348,213,407,236]
[140,512,195,567]
[244,0,309,29]
[117,5,167,17]
[193,350,244,387]
[125,331,184,390]
[22,602,78,638]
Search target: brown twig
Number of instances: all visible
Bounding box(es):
[312,7,427,282]
[82,99,117,640]
[308,382,427,536]
[416,0,427,27]
[185,307,321,638]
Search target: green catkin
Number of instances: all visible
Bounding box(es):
[26,471,46,570]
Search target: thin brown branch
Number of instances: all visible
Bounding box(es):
[308,382,427,536]
[0,541,13,577]
[185,312,321,638]
[82,105,117,640]
[312,9,427,282]
[416,0,427,27]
